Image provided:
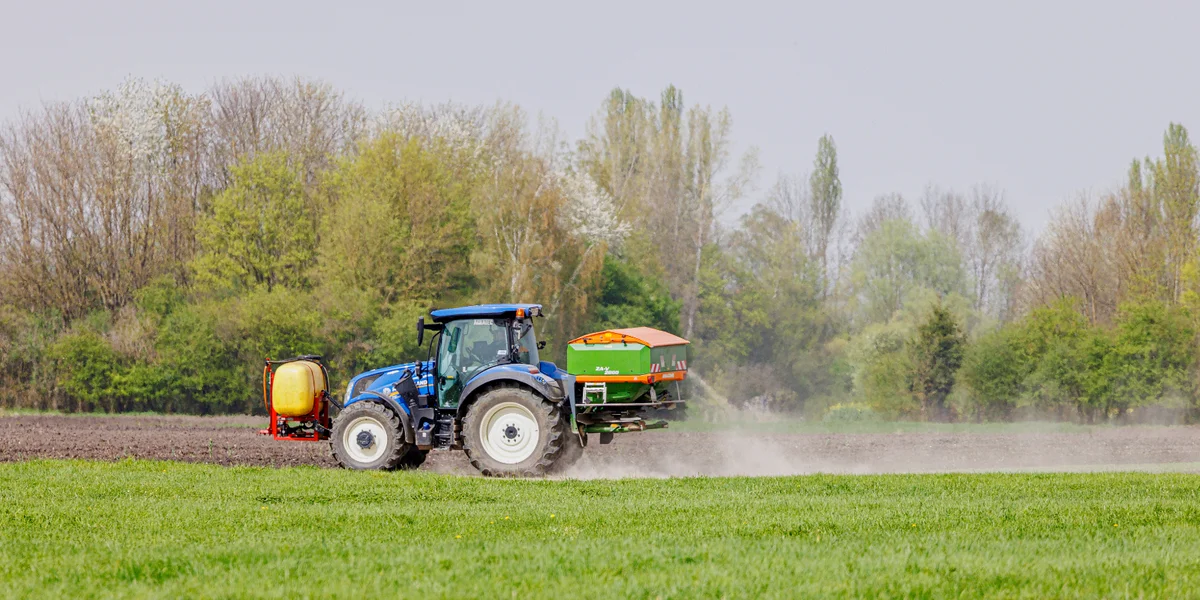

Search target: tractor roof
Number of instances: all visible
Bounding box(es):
[429,304,542,323]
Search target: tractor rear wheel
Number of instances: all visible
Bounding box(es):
[462,384,567,477]
[330,401,410,470]
[547,426,584,475]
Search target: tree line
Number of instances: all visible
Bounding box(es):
[0,76,1196,422]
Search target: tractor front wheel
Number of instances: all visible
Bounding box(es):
[463,384,568,477]
[330,402,410,470]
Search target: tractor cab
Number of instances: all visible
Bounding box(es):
[420,304,548,410]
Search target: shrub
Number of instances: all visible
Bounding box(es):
[960,325,1028,420]
[848,321,916,417]
[823,402,881,423]
[46,330,126,412]
[121,305,245,414]
[909,302,965,421]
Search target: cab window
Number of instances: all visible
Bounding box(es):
[515,321,539,365]
[439,319,509,381]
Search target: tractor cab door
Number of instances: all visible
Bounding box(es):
[436,318,510,409]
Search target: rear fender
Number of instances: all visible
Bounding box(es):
[344,392,416,444]
[456,365,565,419]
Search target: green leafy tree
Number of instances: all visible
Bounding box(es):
[1152,124,1199,300]
[980,298,1198,422]
[0,306,62,409]
[850,219,967,324]
[848,321,915,416]
[121,305,244,414]
[1010,299,1098,419]
[319,134,478,304]
[194,153,316,292]
[112,278,241,413]
[960,325,1029,420]
[46,330,126,412]
[730,204,832,403]
[368,300,434,367]
[693,244,768,368]
[809,133,842,278]
[589,254,681,334]
[1029,328,1113,422]
[909,302,965,421]
[1106,301,1195,412]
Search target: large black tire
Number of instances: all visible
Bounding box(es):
[330,402,410,470]
[546,426,584,475]
[462,384,568,477]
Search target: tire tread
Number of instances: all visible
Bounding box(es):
[329,401,408,470]
[462,383,568,477]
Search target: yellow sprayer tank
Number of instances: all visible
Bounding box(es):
[271,360,327,417]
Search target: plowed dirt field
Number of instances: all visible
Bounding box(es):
[4,414,1199,476]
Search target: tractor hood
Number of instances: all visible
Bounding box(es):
[343,360,435,410]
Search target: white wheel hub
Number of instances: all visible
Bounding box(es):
[480,402,540,464]
[344,416,389,464]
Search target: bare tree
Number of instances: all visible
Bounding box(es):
[917,183,1023,320]
[766,172,809,225]
[856,192,913,243]
[207,77,366,189]
[0,79,212,317]
[965,185,1023,318]
[1023,196,1119,323]
[919,185,970,249]
[679,106,758,338]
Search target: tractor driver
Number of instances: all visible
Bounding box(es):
[465,324,509,373]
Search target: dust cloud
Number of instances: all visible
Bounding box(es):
[548,373,1200,480]
[557,425,1200,480]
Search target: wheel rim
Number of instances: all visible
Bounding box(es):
[343,416,388,465]
[479,401,540,464]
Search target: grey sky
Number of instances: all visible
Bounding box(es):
[2,0,1197,234]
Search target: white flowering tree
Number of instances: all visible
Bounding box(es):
[559,169,630,248]
[89,77,175,176]
[378,101,484,157]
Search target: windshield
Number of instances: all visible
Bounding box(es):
[515,320,539,366]
[440,318,510,380]
[436,317,538,376]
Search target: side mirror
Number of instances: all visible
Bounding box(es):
[537,341,546,350]
[416,317,425,347]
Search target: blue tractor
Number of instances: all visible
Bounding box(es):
[263,304,585,476]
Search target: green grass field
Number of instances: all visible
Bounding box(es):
[2,461,1198,598]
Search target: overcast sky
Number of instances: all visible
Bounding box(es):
[2,0,1197,234]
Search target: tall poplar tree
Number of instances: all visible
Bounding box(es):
[809,134,842,287]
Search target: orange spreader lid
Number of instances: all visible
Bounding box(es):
[568,327,690,348]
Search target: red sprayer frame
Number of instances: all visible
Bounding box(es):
[259,356,332,442]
